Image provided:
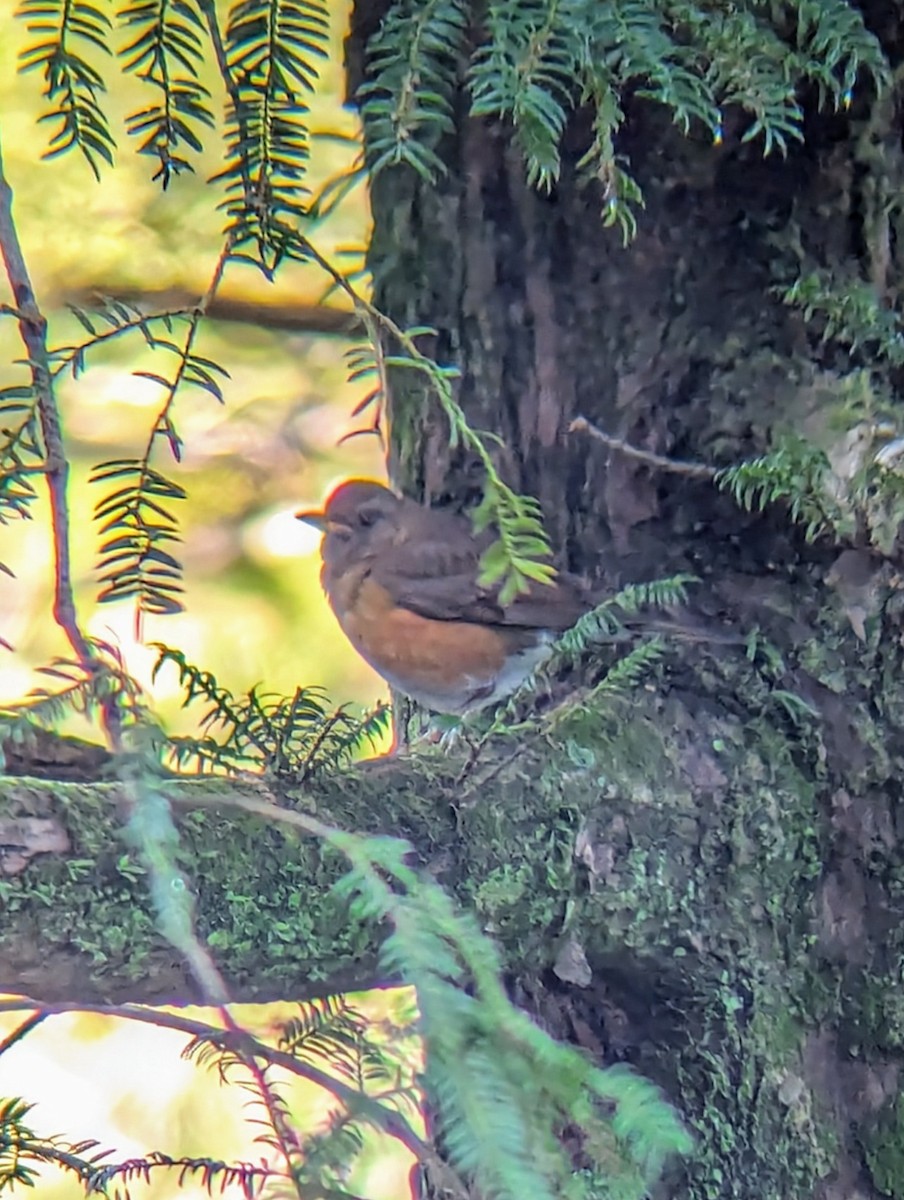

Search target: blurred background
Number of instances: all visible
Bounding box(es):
[0,0,389,739]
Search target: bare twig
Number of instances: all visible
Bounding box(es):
[569,415,718,478]
[0,1010,47,1057]
[0,129,119,743]
[50,305,195,379]
[175,781,344,839]
[0,996,429,1160]
[140,236,233,465]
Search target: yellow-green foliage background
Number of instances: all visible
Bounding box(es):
[0,0,388,735]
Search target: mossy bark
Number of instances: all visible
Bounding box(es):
[3,635,903,1199]
[353,3,904,1197]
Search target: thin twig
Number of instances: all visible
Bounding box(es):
[49,306,195,379]
[218,1004,305,1193]
[0,1011,47,1057]
[197,0,255,203]
[0,996,429,1161]
[0,129,118,742]
[294,235,528,512]
[569,415,718,478]
[139,237,233,466]
[176,782,345,840]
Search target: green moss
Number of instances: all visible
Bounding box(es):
[862,1095,904,1198]
[0,777,392,990]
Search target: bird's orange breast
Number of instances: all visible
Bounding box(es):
[324,569,550,713]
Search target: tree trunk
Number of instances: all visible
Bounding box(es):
[344,4,904,1198]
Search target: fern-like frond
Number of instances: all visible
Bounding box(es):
[0,638,144,730]
[717,436,838,541]
[0,1100,113,1191]
[775,269,904,366]
[299,700,392,778]
[357,0,888,237]
[359,0,468,181]
[577,70,643,243]
[334,848,692,1200]
[92,459,187,630]
[165,733,261,773]
[119,0,215,186]
[785,0,889,107]
[216,0,329,266]
[47,300,195,381]
[17,0,115,178]
[590,1,720,136]
[151,644,388,774]
[574,0,719,238]
[279,996,366,1078]
[583,636,667,699]
[431,1045,554,1200]
[0,382,42,524]
[555,575,695,659]
[182,1030,244,1078]
[680,5,805,153]
[363,310,557,597]
[294,1109,369,1188]
[472,479,557,603]
[598,1063,696,1180]
[0,1098,42,1190]
[469,0,581,191]
[87,1150,273,1194]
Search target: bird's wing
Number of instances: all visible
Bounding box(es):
[367,515,503,622]
[371,521,588,629]
[374,565,508,623]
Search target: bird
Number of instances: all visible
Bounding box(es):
[297,479,726,715]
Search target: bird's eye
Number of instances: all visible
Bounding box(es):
[357,505,385,528]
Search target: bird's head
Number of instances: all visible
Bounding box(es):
[296,479,402,570]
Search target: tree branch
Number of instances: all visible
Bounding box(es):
[64,287,363,336]
[568,415,719,478]
[0,129,120,744]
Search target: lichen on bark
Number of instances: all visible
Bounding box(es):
[341,3,904,1193]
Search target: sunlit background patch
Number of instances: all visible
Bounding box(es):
[0,0,389,741]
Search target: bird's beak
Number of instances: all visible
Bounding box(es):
[296,508,327,531]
